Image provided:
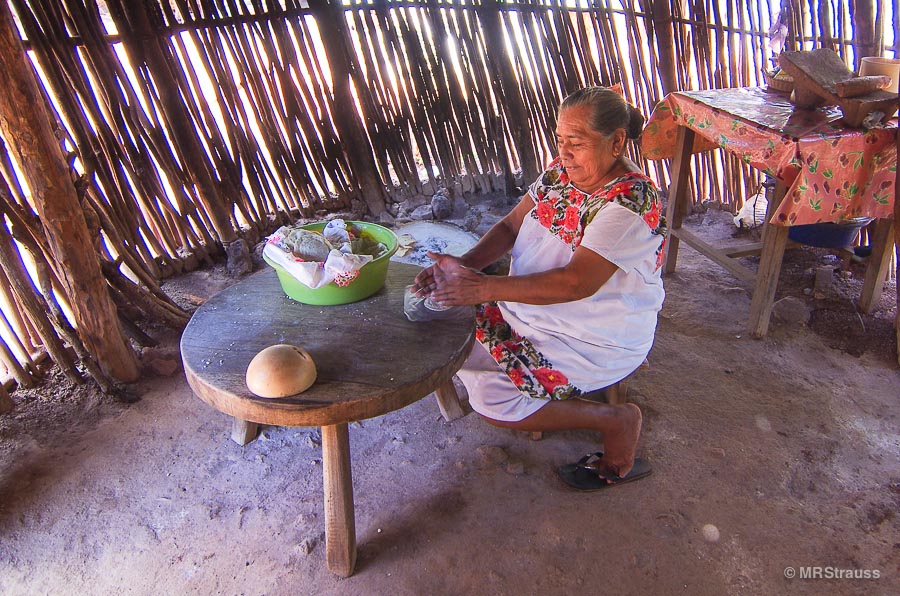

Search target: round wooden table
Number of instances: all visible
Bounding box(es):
[180,262,474,577]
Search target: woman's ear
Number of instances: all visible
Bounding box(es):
[613,128,627,155]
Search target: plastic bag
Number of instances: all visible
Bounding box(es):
[403,285,473,322]
[733,193,768,228]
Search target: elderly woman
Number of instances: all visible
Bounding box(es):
[413,87,666,490]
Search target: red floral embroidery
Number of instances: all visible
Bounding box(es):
[508,365,526,388]
[333,270,359,286]
[475,301,582,401]
[482,303,504,326]
[643,206,660,229]
[563,205,580,231]
[536,202,555,228]
[528,158,666,251]
[533,367,569,392]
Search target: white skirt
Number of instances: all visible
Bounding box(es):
[455,342,551,422]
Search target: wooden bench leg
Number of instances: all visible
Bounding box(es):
[322,423,356,578]
[748,180,789,338]
[663,127,695,275]
[858,218,894,314]
[230,417,259,445]
[434,377,465,422]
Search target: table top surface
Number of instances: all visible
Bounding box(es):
[642,86,897,225]
[181,262,475,427]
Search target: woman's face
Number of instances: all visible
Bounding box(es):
[556,105,625,192]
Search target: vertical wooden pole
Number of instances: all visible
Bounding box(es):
[113,1,243,253]
[321,422,356,577]
[858,218,894,314]
[230,417,259,446]
[851,0,879,63]
[650,0,679,95]
[0,3,138,382]
[481,0,539,185]
[311,1,387,216]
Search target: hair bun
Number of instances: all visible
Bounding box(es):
[625,104,645,139]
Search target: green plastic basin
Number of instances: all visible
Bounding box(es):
[264,221,399,305]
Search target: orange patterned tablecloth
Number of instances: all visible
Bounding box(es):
[642,87,898,226]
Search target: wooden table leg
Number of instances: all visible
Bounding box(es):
[434,378,465,421]
[858,218,894,314]
[663,126,695,275]
[748,181,789,338]
[230,417,259,445]
[322,422,356,577]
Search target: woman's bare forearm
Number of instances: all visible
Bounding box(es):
[458,196,533,270]
[429,246,619,306]
[458,219,517,270]
[479,261,615,304]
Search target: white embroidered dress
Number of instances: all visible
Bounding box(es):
[457,158,667,422]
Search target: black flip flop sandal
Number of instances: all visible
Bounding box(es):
[558,454,652,492]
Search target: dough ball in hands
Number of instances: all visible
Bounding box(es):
[246,344,317,398]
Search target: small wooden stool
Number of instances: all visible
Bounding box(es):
[530,360,648,441]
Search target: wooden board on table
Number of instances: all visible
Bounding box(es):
[779,49,900,127]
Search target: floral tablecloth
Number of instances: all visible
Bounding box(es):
[641,87,898,225]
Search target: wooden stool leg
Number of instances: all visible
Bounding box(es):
[531,431,543,441]
[434,378,465,422]
[605,379,629,405]
[322,423,356,578]
[230,418,259,445]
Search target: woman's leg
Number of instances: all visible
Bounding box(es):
[458,343,643,477]
[481,399,642,478]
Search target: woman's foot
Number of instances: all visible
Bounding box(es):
[589,403,642,478]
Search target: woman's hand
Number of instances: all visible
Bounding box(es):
[412,262,437,297]
[427,252,488,306]
[413,252,469,298]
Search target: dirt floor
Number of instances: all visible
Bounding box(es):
[1,207,898,596]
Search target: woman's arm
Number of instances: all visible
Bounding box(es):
[428,245,618,306]
[413,194,534,295]
[456,194,534,270]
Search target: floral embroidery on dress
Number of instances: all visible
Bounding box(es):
[529,158,668,268]
[475,302,582,401]
[583,175,669,270]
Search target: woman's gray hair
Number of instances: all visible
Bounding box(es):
[559,87,645,140]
